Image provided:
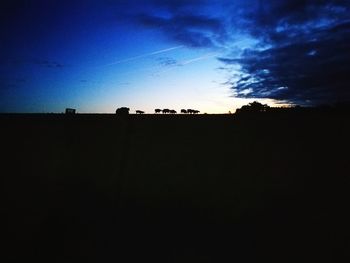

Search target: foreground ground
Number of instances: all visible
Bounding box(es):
[3,112,350,262]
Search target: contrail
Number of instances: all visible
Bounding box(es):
[179,52,218,66]
[104,45,184,66]
[150,52,219,76]
[101,51,218,78]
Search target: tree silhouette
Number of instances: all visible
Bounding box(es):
[236,101,270,114]
[115,107,130,115]
[186,109,199,114]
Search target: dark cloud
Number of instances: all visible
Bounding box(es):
[236,0,350,44]
[219,22,350,104]
[137,13,225,47]
[222,0,350,104]
[126,0,350,104]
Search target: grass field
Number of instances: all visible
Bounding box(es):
[3,112,350,262]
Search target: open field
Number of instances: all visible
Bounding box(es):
[3,113,350,262]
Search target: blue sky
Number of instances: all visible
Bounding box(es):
[1,0,349,113]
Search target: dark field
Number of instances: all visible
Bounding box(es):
[3,113,350,262]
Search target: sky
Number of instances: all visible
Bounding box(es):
[1,0,349,113]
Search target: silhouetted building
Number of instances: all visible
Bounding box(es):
[65,108,76,114]
[136,110,145,114]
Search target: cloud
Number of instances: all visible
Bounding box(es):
[157,57,178,67]
[103,45,183,66]
[234,0,350,44]
[179,52,218,66]
[125,0,350,104]
[137,13,226,47]
[219,23,350,104]
[221,1,350,105]
[150,53,218,77]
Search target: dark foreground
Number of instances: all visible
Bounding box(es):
[3,112,350,262]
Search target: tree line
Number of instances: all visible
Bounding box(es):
[115,107,200,115]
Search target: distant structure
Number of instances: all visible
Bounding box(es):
[65,108,76,114]
[136,110,145,114]
[180,109,187,114]
[115,107,130,115]
[155,109,162,114]
[169,110,177,114]
[162,109,170,114]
